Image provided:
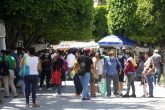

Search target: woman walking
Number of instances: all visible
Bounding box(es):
[23,47,41,107]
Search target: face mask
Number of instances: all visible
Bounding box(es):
[109,56,114,59]
[14,50,17,54]
[118,55,122,58]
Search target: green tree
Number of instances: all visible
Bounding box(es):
[45,0,94,43]
[98,0,107,5]
[93,5,108,41]
[131,0,156,43]
[152,0,165,44]
[107,0,137,36]
[0,0,94,48]
[106,0,161,44]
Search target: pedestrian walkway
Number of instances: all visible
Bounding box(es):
[0,81,165,110]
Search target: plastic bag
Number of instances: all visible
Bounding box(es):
[98,78,107,96]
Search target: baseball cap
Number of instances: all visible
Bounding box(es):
[154,49,158,53]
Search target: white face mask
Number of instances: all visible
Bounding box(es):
[14,50,17,54]
[118,55,122,58]
[109,56,114,59]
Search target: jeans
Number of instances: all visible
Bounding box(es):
[73,74,82,94]
[24,75,38,104]
[55,83,62,94]
[146,75,154,96]
[125,72,136,95]
[105,74,119,96]
[154,67,161,84]
[79,72,90,99]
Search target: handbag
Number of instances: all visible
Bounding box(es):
[19,58,30,77]
[51,69,61,84]
[93,72,99,80]
[98,78,107,96]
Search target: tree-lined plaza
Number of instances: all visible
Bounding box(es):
[0,0,165,48]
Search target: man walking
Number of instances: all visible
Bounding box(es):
[152,49,162,85]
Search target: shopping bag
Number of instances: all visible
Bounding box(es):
[19,58,30,77]
[51,70,61,84]
[19,64,30,77]
[98,78,107,96]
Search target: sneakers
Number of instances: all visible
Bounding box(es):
[32,103,40,107]
[130,94,136,98]
[4,96,10,98]
[118,91,123,96]
[81,97,90,100]
[106,93,111,97]
[122,94,129,98]
[113,92,119,96]
[13,95,19,98]
[39,87,42,91]
[47,88,53,91]
[148,95,154,98]
[54,93,61,97]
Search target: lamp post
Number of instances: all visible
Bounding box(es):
[0,20,6,50]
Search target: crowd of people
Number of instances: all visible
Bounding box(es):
[0,46,164,107]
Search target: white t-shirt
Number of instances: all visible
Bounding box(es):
[152,53,161,68]
[67,53,76,68]
[95,59,104,75]
[26,56,39,75]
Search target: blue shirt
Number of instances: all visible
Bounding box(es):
[103,57,121,75]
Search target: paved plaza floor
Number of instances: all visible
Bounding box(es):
[0,81,165,110]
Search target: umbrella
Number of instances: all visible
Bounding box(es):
[98,35,135,47]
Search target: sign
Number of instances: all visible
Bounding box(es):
[135,47,149,52]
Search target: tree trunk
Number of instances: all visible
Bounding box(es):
[24,29,42,48]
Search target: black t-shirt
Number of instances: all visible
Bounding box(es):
[40,53,51,68]
[118,55,126,69]
[52,57,63,71]
[77,55,93,72]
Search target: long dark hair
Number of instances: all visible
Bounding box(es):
[28,47,36,56]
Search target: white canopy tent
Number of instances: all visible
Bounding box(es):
[56,41,99,49]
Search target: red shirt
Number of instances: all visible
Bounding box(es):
[124,61,136,74]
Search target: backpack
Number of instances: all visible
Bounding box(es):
[0,59,10,76]
[128,57,137,67]
[115,58,121,73]
[78,56,86,76]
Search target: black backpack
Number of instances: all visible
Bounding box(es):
[0,59,10,76]
[115,58,121,73]
[78,55,87,76]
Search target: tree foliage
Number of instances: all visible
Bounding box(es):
[131,0,156,43]
[152,0,165,43]
[106,0,165,44]
[93,5,108,41]
[107,0,137,36]
[0,0,94,48]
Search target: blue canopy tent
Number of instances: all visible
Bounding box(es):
[98,35,135,47]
